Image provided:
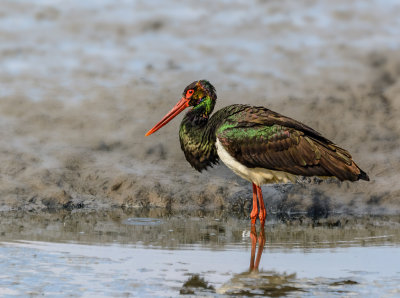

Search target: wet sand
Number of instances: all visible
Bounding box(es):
[0,1,400,214]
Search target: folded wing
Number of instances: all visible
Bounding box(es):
[216,105,369,181]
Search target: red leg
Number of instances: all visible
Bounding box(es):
[250,183,258,225]
[256,185,266,226]
[249,225,257,271]
[254,226,265,270]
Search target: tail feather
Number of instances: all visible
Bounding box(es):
[312,138,369,182]
[358,168,370,181]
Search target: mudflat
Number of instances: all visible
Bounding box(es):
[0,0,399,215]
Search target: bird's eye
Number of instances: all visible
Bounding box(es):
[186,89,194,97]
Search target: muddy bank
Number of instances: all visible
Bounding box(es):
[0,1,399,214]
[1,209,400,247]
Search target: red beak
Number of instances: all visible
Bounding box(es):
[145,97,189,136]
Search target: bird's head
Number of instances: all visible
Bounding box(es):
[145,80,216,136]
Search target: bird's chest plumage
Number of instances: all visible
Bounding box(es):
[215,139,296,185]
[179,116,219,172]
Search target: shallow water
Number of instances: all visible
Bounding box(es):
[1,211,399,297]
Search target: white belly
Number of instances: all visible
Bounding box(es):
[216,139,296,186]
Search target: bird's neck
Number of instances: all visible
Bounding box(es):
[179,103,218,172]
[186,96,215,125]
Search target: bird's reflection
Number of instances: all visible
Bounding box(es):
[217,224,301,296]
[249,224,266,272]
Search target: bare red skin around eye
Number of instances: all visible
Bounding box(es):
[186,89,194,98]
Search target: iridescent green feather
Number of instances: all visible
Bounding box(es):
[179,104,246,171]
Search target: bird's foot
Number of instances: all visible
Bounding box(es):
[250,216,257,225]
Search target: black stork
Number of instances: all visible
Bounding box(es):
[145,80,369,225]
